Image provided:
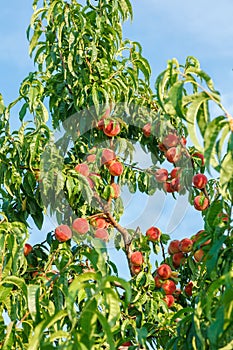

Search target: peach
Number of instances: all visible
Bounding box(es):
[108,161,124,176]
[142,123,151,137]
[157,264,172,280]
[91,217,108,229]
[193,195,209,211]
[163,294,175,308]
[179,238,193,253]
[168,240,181,254]
[146,226,161,241]
[74,163,89,176]
[166,147,181,163]
[162,134,179,148]
[110,183,121,198]
[55,224,72,242]
[155,168,168,183]
[163,182,175,193]
[97,118,105,130]
[24,243,33,256]
[131,265,141,274]
[194,248,204,262]
[94,228,109,241]
[172,252,185,268]
[170,167,181,179]
[130,251,144,266]
[154,274,163,288]
[180,136,187,147]
[103,120,121,137]
[161,279,176,295]
[86,154,96,163]
[192,173,208,189]
[170,177,181,192]
[185,281,193,296]
[158,142,168,152]
[192,152,205,166]
[101,149,116,166]
[72,218,89,235]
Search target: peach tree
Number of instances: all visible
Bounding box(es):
[0,0,232,349]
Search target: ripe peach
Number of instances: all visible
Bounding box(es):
[194,248,204,262]
[131,265,141,274]
[185,281,193,296]
[192,152,205,166]
[163,182,175,193]
[110,183,121,198]
[162,133,179,148]
[168,240,181,254]
[101,149,116,166]
[24,243,33,256]
[158,142,168,152]
[163,294,175,308]
[154,274,163,288]
[172,252,185,268]
[161,279,176,295]
[72,218,89,235]
[103,120,121,137]
[55,224,72,242]
[157,264,172,280]
[108,161,124,176]
[94,228,109,241]
[91,217,108,229]
[74,163,90,176]
[130,251,144,266]
[86,154,96,163]
[193,195,209,211]
[170,177,181,192]
[179,238,193,253]
[166,147,181,163]
[142,123,151,137]
[192,230,211,246]
[171,167,181,179]
[155,168,168,183]
[180,136,187,147]
[97,118,105,130]
[192,173,208,189]
[146,226,161,241]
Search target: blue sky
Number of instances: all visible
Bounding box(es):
[0,1,232,273]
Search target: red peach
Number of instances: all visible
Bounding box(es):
[163,182,175,193]
[192,152,205,166]
[72,218,89,235]
[163,294,175,308]
[194,248,204,262]
[146,226,161,242]
[155,168,168,183]
[157,264,172,280]
[55,224,72,242]
[192,173,208,189]
[86,154,96,163]
[103,120,121,137]
[24,243,33,256]
[91,217,108,229]
[74,163,89,176]
[96,118,105,130]
[110,183,121,198]
[172,252,185,268]
[168,240,181,254]
[154,274,163,288]
[217,212,229,223]
[193,195,209,211]
[170,177,181,192]
[101,149,116,166]
[162,134,179,148]
[161,279,176,295]
[185,281,193,296]
[158,143,168,152]
[108,161,124,176]
[131,265,141,274]
[142,123,151,137]
[179,238,193,253]
[166,147,181,163]
[180,136,187,147]
[170,167,181,179]
[130,251,144,266]
[94,228,109,241]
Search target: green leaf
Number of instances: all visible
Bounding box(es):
[27,285,40,322]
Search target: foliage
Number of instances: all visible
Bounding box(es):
[0,1,232,349]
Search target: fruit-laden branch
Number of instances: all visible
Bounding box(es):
[93,192,134,275]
